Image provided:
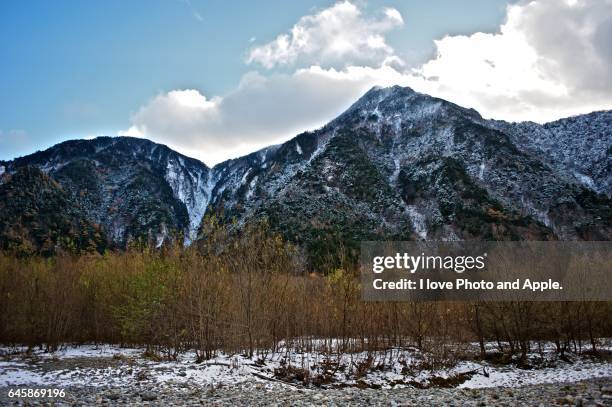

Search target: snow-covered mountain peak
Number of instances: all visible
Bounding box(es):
[337,85,482,130]
[1,87,610,256]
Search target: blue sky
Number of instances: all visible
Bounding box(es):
[1,0,611,165]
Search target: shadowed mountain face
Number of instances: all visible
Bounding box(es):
[1,137,211,250]
[1,86,610,263]
[0,166,106,255]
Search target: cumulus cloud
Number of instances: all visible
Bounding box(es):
[246,1,403,69]
[121,68,408,165]
[122,0,612,165]
[409,0,612,121]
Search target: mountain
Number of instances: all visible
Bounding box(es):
[0,166,106,255]
[1,86,610,265]
[203,86,610,265]
[1,137,213,249]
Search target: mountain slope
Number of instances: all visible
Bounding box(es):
[493,111,612,196]
[0,166,106,255]
[1,137,213,247]
[1,86,610,265]
[204,86,610,266]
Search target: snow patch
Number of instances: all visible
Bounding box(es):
[164,158,217,245]
[40,162,65,173]
[308,130,334,165]
[479,162,486,180]
[459,360,612,389]
[520,197,552,227]
[390,157,400,183]
[404,204,428,240]
[245,176,258,201]
[1,342,610,390]
[240,169,252,186]
[155,224,168,248]
[575,172,595,189]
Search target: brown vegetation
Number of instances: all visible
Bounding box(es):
[0,218,610,364]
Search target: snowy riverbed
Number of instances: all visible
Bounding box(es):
[1,342,611,391]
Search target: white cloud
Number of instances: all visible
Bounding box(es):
[118,126,144,138]
[122,69,403,165]
[246,1,403,69]
[122,0,612,165]
[407,0,612,121]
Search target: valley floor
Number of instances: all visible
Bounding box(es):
[0,344,611,405]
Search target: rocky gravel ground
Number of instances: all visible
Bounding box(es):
[0,378,611,406]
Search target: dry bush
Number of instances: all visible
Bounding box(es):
[0,222,611,362]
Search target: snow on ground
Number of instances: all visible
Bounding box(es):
[0,345,254,389]
[460,360,612,389]
[0,342,610,390]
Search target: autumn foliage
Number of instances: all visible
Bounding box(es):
[0,219,610,362]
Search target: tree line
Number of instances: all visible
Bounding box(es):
[0,218,610,364]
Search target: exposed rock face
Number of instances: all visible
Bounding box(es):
[1,86,610,260]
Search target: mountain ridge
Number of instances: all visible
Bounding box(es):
[1,86,610,264]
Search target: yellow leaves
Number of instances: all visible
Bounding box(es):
[326,268,346,284]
